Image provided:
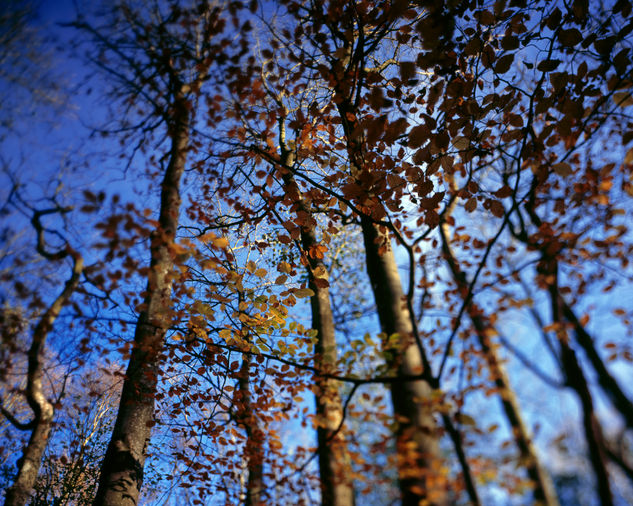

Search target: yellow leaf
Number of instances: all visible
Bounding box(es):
[294,288,315,298]
[212,236,229,248]
[614,91,633,108]
[278,261,292,274]
[456,413,477,426]
[254,268,267,278]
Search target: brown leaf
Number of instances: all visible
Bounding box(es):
[399,61,416,81]
[614,91,633,108]
[495,53,514,74]
[559,28,583,47]
[408,124,429,149]
[537,59,562,72]
[553,162,572,176]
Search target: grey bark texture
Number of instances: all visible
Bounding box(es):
[93,93,190,506]
[278,123,354,506]
[361,216,447,506]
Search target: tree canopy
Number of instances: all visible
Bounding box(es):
[1,0,633,505]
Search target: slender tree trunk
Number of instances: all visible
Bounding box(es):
[560,301,633,430]
[308,266,355,506]
[439,224,559,506]
[361,216,447,506]
[93,94,190,506]
[277,123,354,505]
[546,263,613,505]
[559,340,613,505]
[237,350,265,506]
[5,251,83,506]
[518,178,613,504]
[476,328,559,506]
[441,413,481,506]
[298,205,355,506]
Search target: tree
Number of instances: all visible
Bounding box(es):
[2,207,83,506]
[70,2,248,503]
[3,0,633,504]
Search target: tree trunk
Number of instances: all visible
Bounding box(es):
[441,413,481,506]
[328,81,446,502]
[439,224,559,506]
[5,251,83,506]
[278,125,354,505]
[93,95,189,506]
[361,216,447,506]
[308,264,355,506]
[559,340,613,505]
[546,264,613,505]
[237,350,265,506]
[560,301,633,430]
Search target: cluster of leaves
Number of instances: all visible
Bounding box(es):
[2,0,633,504]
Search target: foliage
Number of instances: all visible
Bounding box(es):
[1,0,633,505]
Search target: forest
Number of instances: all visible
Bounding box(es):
[1,0,633,504]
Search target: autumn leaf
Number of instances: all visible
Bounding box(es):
[277,261,292,274]
[553,162,572,176]
[294,288,315,298]
[613,91,633,108]
[559,28,583,46]
[495,53,514,74]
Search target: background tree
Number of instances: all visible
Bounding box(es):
[2,206,83,506]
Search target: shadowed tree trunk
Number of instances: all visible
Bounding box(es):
[271,2,448,501]
[81,4,230,502]
[545,259,613,506]
[514,173,614,505]
[237,347,265,506]
[441,413,481,506]
[330,78,447,502]
[560,300,633,430]
[360,216,447,505]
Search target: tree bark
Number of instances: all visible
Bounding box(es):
[237,350,265,506]
[546,263,613,506]
[361,216,447,506]
[559,340,613,505]
[5,250,83,506]
[93,94,189,506]
[560,301,633,430]
[278,123,354,506]
[307,260,355,506]
[322,77,447,502]
[441,413,481,506]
